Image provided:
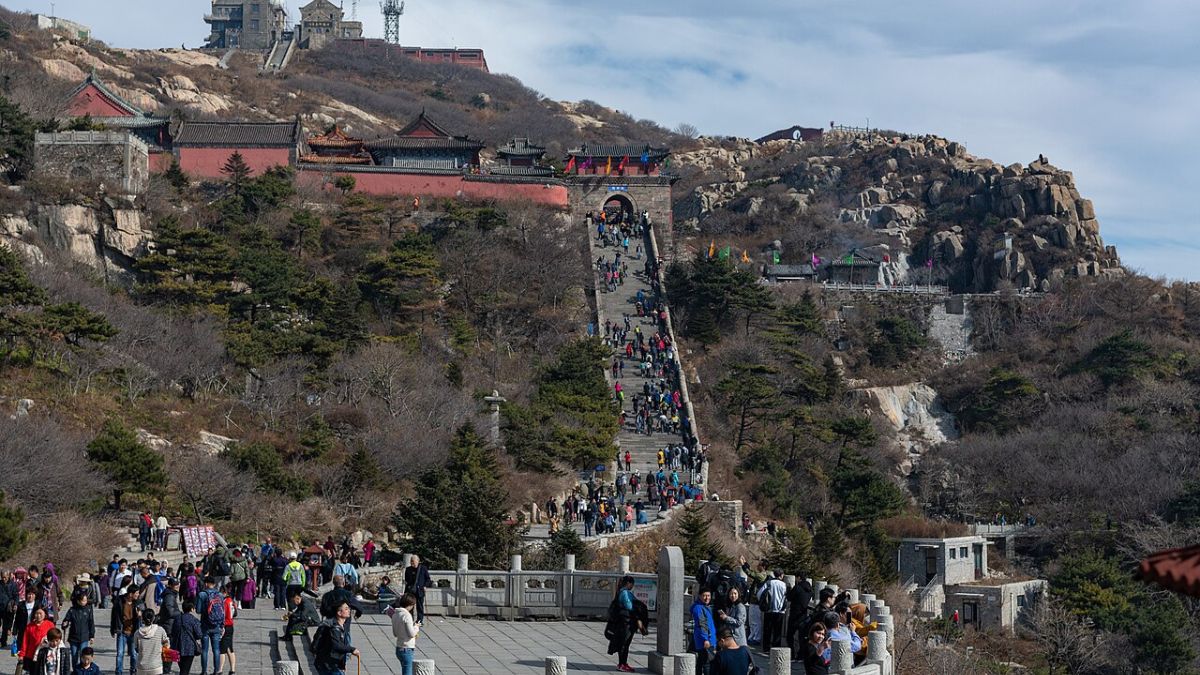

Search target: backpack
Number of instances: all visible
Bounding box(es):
[215,556,231,577]
[200,591,225,627]
[185,575,199,598]
[711,571,734,603]
[311,621,333,657]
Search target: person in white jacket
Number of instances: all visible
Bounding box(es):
[385,594,421,675]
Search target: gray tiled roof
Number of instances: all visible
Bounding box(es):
[488,165,554,177]
[497,138,545,156]
[174,120,300,147]
[365,137,484,150]
[567,143,669,159]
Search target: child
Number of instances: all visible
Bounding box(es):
[71,647,100,675]
[34,626,71,675]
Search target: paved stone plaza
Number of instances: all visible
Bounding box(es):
[29,602,658,674]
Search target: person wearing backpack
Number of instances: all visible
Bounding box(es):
[60,590,95,669]
[786,577,814,660]
[756,570,787,651]
[195,577,225,675]
[208,548,231,596]
[219,584,237,675]
[227,551,248,610]
[312,601,359,675]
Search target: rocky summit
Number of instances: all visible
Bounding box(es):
[674,131,1121,293]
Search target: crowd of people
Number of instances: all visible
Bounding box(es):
[544,463,709,538]
[604,555,881,674]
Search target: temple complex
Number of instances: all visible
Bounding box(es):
[299,126,372,165]
[492,138,554,177]
[64,73,173,171]
[363,112,484,171]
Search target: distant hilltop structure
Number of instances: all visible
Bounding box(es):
[204,0,289,50]
[202,0,486,72]
[33,13,91,41]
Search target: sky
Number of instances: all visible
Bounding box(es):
[24,0,1200,280]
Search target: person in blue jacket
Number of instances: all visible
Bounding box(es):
[691,588,717,675]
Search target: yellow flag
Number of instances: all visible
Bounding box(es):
[741,250,751,263]
[606,157,612,175]
[708,240,716,258]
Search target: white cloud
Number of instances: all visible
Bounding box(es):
[32,0,1200,280]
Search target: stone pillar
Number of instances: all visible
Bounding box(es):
[401,553,413,569]
[867,630,888,663]
[511,554,523,573]
[511,554,524,619]
[650,546,685,674]
[619,555,631,574]
[813,580,827,596]
[545,656,567,675]
[414,660,436,675]
[483,390,505,446]
[828,584,839,596]
[768,647,789,675]
[861,593,876,606]
[273,663,299,675]
[783,575,796,589]
[847,588,859,604]
[830,639,853,673]
[672,653,695,675]
[564,554,576,572]
[457,554,469,571]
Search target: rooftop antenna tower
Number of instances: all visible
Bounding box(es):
[349,0,358,20]
[381,0,404,45]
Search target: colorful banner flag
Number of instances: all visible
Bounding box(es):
[718,246,731,260]
[708,241,716,258]
[618,155,628,172]
[843,254,854,264]
[926,258,933,268]
[641,150,650,164]
[565,156,576,173]
[606,157,613,175]
[741,250,751,263]
[773,251,782,265]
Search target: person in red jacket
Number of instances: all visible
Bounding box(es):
[220,584,238,674]
[19,606,52,673]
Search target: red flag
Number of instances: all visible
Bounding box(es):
[565,156,576,173]
[926,259,933,268]
[618,155,628,173]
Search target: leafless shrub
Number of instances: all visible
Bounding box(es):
[0,414,103,514]
[3,511,117,578]
[166,449,255,525]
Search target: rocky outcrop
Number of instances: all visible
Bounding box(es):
[673,130,1121,293]
[853,383,959,475]
[158,75,232,115]
[0,200,152,284]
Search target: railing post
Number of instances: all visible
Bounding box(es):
[456,554,468,618]
[413,659,436,675]
[768,647,789,675]
[619,555,631,574]
[563,554,576,620]
[672,653,695,675]
[511,554,523,621]
[830,639,853,673]
[545,656,567,675]
[866,629,888,664]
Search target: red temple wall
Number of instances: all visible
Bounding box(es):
[177,147,293,178]
[297,169,569,207]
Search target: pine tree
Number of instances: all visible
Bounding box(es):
[676,504,726,573]
[393,425,520,568]
[0,245,47,306]
[86,420,167,510]
[333,175,356,195]
[220,151,252,191]
[811,516,845,568]
[163,159,189,191]
[41,302,117,345]
[542,527,592,570]
[0,95,36,181]
[763,527,821,579]
[0,492,27,560]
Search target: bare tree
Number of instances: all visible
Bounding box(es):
[1027,598,1110,674]
[166,449,255,524]
[674,123,700,139]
